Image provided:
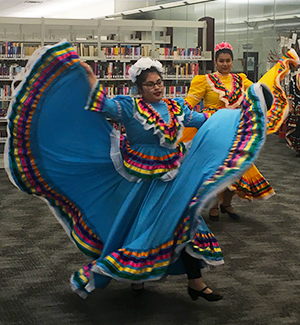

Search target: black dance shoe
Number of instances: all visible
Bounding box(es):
[188,286,223,302]
[131,283,145,296]
[220,204,240,221]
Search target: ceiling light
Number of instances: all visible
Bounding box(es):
[121,9,141,16]
[139,6,161,13]
[97,0,215,19]
[159,3,180,9]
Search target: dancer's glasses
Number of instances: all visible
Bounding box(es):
[142,79,164,90]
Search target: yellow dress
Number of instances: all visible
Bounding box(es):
[181,49,299,200]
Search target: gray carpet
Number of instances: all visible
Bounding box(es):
[0,134,300,325]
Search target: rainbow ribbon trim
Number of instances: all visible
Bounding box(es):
[135,98,184,145]
[191,84,266,210]
[86,83,107,112]
[190,231,223,260]
[207,73,244,109]
[231,173,275,200]
[120,137,186,179]
[90,215,222,282]
[7,42,104,259]
[267,49,299,134]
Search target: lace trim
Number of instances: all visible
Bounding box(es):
[110,130,140,183]
[110,128,187,183]
[115,100,122,121]
[206,73,244,109]
[186,93,203,102]
[133,98,185,149]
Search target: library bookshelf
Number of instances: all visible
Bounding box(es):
[0,17,212,149]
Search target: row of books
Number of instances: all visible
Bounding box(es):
[100,45,151,59]
[164,62,200,78]
[73,44,202,60]
[73,44,152,58]
[102,85,189,98]
[157,46,202,59]
[88,61,200,79]
[0,62,199,81]
[0,84,190,98]
[0,108,7,116]
[0,85,11,98]
[0,129,7,139]
[0,42,204,61]
[102,85,138,97]
[0,42,42,58]
[0,63,24,78]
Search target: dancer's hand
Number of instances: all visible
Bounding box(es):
[80,61,97,88]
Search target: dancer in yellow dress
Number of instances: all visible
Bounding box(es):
[181,42,299,221]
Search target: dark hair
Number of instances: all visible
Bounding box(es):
[215,48,233,60]
[135,66,162,92]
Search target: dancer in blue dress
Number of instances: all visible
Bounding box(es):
[5,41,270,301]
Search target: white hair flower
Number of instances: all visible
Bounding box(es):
[128,57,163,83]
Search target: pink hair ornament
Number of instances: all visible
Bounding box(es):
[214,42,233,53]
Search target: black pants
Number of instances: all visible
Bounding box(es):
[181,249,202,280]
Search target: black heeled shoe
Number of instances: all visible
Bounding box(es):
[209,208,219,222]
[220,204,240,220]
[188,286,223,302]
[131,283,145,296]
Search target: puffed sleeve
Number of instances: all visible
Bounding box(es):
[176,98,209,129]
[84,81,133,121]
[239,73,253,90]
[185,75,207,108]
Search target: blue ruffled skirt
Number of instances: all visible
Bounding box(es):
[5,41,268,298]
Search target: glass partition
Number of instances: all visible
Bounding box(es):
[154,0,300,79]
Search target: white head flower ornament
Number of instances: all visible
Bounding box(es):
[128,57,163,83]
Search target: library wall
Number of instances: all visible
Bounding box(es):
[154,0,300,79]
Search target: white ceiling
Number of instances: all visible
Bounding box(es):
[0,0,114,18]
[0,0,297,19]
[0,0,220,19]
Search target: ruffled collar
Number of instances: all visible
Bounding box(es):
[133,98,185,149]
[206,72,244,109]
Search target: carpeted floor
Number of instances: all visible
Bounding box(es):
[0,134,299,325]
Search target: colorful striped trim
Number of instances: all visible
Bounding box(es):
[201,107,219,114]
[71,263,94,292]
[85,81,107,113]
[206,73,244,109]
[134,98,184,146]
[190,231,223,260]
[90,214,222,282]
[192,83,266,212]
[286,107,300,150]
[267,49,299,134]
[286,134,300,151]
[286,76,300,150]
[92,216,190,281]
[120,137,184,179]
[231,174,275,200]
[7,41,104,259]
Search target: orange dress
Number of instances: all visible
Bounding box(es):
[181,49,299,200]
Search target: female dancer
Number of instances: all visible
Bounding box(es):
[182,42,299,221]
[5,41,269,300]
[286,74,300,157]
